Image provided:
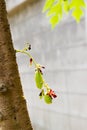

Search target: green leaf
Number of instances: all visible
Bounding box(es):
[72,8,84,22]
[47,2,63,28]
[50,15,59,28]
[43,0,55,12]
[46,4,58,16]
[70,0,86,22]
[47,2,62,16]
[43,0,86,28]
[70,0,86,9]
[63,1,70,13]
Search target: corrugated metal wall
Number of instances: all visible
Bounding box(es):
[6,0,87,130]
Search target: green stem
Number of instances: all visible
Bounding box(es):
[16,49,51,92]
[43,79,50,91]
[16,49,38,68]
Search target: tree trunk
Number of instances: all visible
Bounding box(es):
[0,0,33,130]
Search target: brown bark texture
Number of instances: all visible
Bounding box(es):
[0,0,33,130]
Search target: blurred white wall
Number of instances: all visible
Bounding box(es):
[6,0,87,130]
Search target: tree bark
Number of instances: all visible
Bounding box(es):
[0,0,33,130]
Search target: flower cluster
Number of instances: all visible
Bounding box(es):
[47,89,57,98]
[34,65,57,104]
[16,43,57,104]
[39,89,57,104]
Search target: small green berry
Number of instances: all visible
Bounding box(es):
[44,94,52,104]
[34,69,43,89]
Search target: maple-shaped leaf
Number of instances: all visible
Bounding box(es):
[47,1,63,28]
[70,0,86,22]
[70,0,86,9]
[47,2,62,16]
[72,8,84,22]
[43,0,86,28]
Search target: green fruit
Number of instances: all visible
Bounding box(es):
[35,70,43,89]
[44,94,52,104]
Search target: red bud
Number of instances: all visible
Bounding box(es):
[48,89,57,98]
[30,58,33,66]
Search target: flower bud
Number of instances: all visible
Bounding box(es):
[30,58,33,66]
